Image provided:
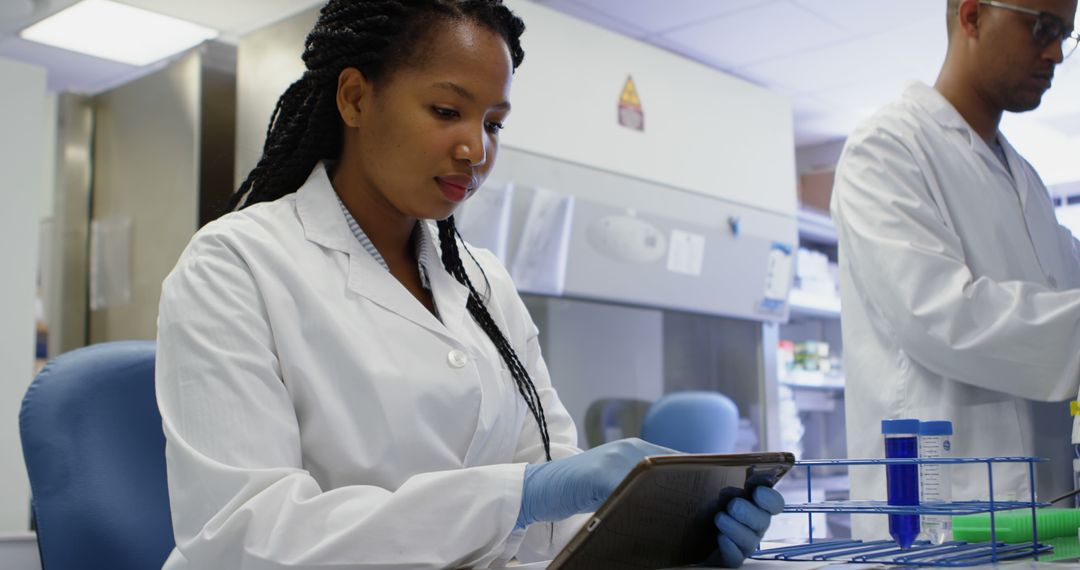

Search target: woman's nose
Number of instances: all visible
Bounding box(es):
[454,131,486,166]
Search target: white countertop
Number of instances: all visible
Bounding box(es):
[495,559,1079,569]
[490,541,1080,569]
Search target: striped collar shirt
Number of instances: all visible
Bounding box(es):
[336,196,434,293]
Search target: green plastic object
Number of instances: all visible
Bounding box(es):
[952,508,1080,543]
[1039,536,1080,563]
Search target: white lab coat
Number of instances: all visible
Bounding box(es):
[831,82,1080,538]
[155,163,588,569]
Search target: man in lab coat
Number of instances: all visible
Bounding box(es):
[832,0,1080,538]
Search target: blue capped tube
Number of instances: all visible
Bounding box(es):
[882,419,920,549]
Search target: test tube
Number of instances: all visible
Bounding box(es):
[882,419,920,549]
[1074,444,1080,509]
[919,420,953,544]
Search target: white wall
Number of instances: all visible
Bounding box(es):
[504,0,797,216]
[89,52,201,343]
[39,95,56,223]
[0,56,47,532]
[234,8,317,187]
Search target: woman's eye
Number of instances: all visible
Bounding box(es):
[485,121,504,133]
[432,107,459,119]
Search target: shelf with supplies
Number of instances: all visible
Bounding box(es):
[788,288,841,319]
[779,369,844,392]
[753,456,1051,567]
[790,208,840,319]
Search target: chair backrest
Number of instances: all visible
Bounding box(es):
[640,391,739,454]
[19,341,174,570]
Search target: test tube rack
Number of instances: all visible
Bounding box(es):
[751,457,1052,567]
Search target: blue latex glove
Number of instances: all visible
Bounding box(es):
[516,438,677,528]
[706,485,785,568]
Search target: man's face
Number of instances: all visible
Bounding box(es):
[974,0,1077,112]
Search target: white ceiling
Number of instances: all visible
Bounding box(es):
[2,0,1079,182]
[0,0,325,93]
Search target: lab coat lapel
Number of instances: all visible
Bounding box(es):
[295,164,357,255]
[908,82,1020,200]
[295,163,455,340]
[418,222,513,467]
[418,221,471,332]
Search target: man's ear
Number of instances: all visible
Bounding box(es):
[958,0,982,38]
[337,68,371,127]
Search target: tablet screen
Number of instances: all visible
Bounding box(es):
[549,452,794,570]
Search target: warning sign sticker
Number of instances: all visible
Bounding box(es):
[618,75,644,131]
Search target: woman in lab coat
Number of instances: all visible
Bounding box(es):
[155,1,781,568]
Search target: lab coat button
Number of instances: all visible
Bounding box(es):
[447,350,469,369]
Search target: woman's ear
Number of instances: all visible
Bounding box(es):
[337,68,370,127]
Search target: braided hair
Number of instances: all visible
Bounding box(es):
[228,0,551,460]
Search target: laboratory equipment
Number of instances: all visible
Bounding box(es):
[586,214,667,264]
[1075,457,1080,509]
[883,419,921,548]
[953,508,1080,543]
[920,420,953,544]
[1074,442,1080,508]
[753,456,1051,566]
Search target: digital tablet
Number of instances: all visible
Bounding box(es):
[547,452,795,570]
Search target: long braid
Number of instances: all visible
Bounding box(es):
[226,0,548,460]
[228,1,408,211]
[437,217,552,461]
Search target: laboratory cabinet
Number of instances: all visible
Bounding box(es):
[459,142,796,463]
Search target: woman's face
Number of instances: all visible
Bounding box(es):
[342,20,514,221]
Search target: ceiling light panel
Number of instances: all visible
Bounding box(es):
[20,0,218,66]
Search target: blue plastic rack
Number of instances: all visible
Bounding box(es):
[752,456,1052,567]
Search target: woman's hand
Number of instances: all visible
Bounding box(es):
[515,438,677,528]
[707,485,785,567]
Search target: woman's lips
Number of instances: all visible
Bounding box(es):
[436,177,470,202]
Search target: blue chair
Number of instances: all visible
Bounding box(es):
[641,391,740,454]
[19,341,174,570]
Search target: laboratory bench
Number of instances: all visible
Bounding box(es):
[6,532,1075,569]
[495,540,1080,568]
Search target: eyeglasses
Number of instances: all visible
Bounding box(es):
[978,0,1080,60]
